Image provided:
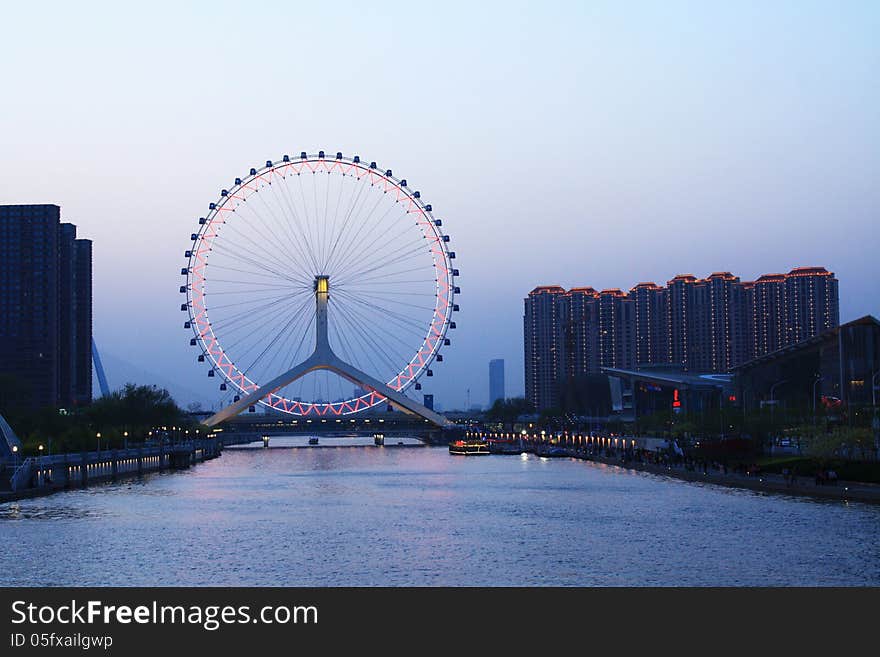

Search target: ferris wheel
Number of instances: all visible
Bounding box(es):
[180,151,458,424]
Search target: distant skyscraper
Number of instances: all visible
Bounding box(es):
[0,204,92,410]
[423,394,434,411]
[489,359,505,406]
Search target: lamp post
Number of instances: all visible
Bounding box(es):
[769,379,788,420]
[872,370,879,409]
[872,370,879,456]
[812,374,826,423]
[123,431,128,450]
[767,379,788,455]
[96,432,102,453]
[11,444,19,469]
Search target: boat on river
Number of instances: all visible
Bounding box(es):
[449,439,489,456]
[488,437,524,455]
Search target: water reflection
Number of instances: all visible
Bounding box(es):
[1,440,878,586]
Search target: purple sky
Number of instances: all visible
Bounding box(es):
[1,1,878,410]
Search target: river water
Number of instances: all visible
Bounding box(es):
[1,436,878,586]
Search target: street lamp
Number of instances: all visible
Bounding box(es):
[812,374,826,421]
[96,432,102,452]
[769,379,788,420]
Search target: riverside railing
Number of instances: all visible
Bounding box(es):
[1,439,222,493]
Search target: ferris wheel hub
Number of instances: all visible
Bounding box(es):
[314,275,330,294]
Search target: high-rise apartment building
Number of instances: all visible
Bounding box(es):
[631,282,667,367]
[0,204,92,410]
[597,289,634,370]
[784,266,839,345]
[524,267,839,410]
[73,235,93,405]
[524,286,565,411]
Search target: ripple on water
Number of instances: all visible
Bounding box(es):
[0,444,878,586]
[0,503,108,521]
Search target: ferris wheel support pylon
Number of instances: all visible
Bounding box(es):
[202,275,451,428]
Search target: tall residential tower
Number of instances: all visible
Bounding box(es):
[0,204,92,410]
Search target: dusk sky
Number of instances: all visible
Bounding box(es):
[2,1,878,410]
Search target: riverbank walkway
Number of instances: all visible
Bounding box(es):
[549,448,880,504]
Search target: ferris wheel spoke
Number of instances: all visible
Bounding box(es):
[243,181,315,277]
[315,173,330,273]
[207,291,306,333]
[332,288,427,337]
[294,174,324,273]
[333,239,431,286]
[209,240,310,288]
[271,173,324,275]
[221,293,314,356]
[334,299,402,378]
[207,277,305,289]
[336,288,435,313]
[223,202,303,273]
[236,305,307,380]
[204,263,302,285]
[325,195,404,277]
[263,173,323,274]
[209,224,310,284]
[323,187,386,275]
[334,264,431,287]
[202,284,295,296]
[320,173,347,274]
[205,287,310,313]
[328,305,366,374]
[276,309,317,381]
[332,300,403,381]
[224,205,316,283]
[322,175,372,275]
[245,313,313,387]
[337,285,437,298]
[333,287,431,329]
[330,207,414,280]
[234,293,316,379]
[333,296,430,347]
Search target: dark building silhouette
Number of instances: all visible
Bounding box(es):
[73,236,93,405]
[737,315,878,412]
[0,204,92,410]
[524,267,839,411]
[488,358,505,406]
